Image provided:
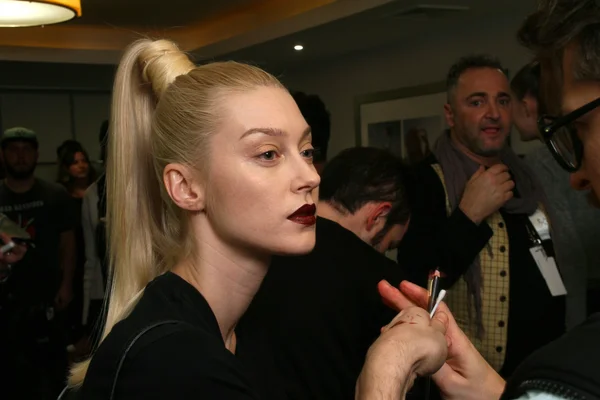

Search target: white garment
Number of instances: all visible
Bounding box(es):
[518,392,567,400]
[81,182,105,325]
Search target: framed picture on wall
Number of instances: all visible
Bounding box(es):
[354,81,447,165]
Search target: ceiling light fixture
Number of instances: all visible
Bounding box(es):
[294,44,304,51]
[0,0,82,27]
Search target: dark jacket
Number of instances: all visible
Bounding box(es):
[236,217,407,400]
[502,313,600,400]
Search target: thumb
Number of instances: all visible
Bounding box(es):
[431,310,449,336]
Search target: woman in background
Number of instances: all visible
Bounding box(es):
[57,141,96,199]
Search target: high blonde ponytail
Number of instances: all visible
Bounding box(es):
[69,39,194,386]
[69,38,283,387]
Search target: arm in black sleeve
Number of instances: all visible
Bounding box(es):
[397,164,493,288]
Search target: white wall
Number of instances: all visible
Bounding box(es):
[0,91,110,182]
[282,12,544,160]
[0,12,544,185]
[0,61,114,182]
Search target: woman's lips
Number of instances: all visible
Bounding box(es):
[288,204,316,226]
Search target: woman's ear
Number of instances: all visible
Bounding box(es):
[163,164,205,211]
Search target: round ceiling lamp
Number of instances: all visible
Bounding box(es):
[0,0,82,27]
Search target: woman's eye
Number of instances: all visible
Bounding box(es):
[301,149,314,159]
[259,151,278,161]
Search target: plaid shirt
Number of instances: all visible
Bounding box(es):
[432,163,512,371]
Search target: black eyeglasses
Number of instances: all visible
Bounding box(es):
[538,97,600,172]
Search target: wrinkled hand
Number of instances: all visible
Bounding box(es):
[55,283,73,310]
[381,306,450,376]
[356,306,448,399]
[459,164,514,224]
[378,280,505,400]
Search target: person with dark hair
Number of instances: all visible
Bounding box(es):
[291,91,331,173]
[0,127,77,399]
[236,147,410,400]
[502,1,600,398]
[56,140,97,198]
[396,54,565,383]
[512,61,600,328]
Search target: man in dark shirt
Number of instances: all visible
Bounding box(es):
[0,127,77,399]
[397,55,566,379]
[236,147,410,400]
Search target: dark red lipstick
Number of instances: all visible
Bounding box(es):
[288,204,316,226]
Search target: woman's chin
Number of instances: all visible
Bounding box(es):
[271,234,316,257]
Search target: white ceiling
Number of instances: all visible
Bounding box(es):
[217,0,537,73]
[0,0,538,67]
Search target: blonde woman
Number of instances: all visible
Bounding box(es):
[70,39,448,399]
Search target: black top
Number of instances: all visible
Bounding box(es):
[81,272,259,400]
[502,313,600,400]
[0,179,76,304]
[236,217,407,400]
[397,159,565,377]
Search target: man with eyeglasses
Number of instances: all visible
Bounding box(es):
[501,1,600,395]
[511,62,600,328]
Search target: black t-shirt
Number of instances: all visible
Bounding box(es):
[502,313,600,399]
[0,179,75,302]
[81,272,259,400]
[236,217,406,400]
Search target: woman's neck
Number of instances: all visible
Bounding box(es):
[173,221,269,353]
[70,178,89,198]
[450,130,501,167]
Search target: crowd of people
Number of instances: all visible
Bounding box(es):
[0,0,599,399]
[0,125,108,398]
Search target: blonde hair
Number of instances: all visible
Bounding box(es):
[69,39,283,386]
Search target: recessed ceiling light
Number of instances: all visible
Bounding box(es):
[294,45,304,51]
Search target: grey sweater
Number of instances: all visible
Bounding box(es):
[526,146,600,328]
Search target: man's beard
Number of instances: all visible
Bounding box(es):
[469,135,507,157]
[5,164,35,180]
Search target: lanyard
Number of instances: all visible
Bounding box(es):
[525,218,543,247]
